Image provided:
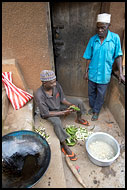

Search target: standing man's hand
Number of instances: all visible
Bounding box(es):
[83,60,90,82]
[119,73,125,84]
[83,71,88,81]
[115,56,125,84]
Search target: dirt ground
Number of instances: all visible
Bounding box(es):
[2,98,125,188]
[60,101,125,188]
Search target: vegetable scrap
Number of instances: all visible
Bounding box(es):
[75,165,80,173]
[34,127,50,140]
[65,125,93,146]
[75,127,93,141]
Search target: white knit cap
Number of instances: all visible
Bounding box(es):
[97,13,111,23]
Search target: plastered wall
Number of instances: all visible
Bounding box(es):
[110,2,125,45]
[2,2,125,92]
[105,76,125,135]
[109,2,125,75]
[2,2,54,92]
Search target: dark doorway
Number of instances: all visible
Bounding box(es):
[50,2,102,97]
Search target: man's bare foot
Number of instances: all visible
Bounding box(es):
[61,141,72,155]
[61,141,77,161]
[75,118,90,126]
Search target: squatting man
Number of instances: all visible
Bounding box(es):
[34,70,89,161]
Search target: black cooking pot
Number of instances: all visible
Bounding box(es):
[2,130,51,188]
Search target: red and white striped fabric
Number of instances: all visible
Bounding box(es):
[2,72,33,110]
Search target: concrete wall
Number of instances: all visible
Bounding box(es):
[109,2,125,45]
[2,2,125,92]
[2,59,28,91]
[106,2,125,134]
[2,2,125,133]
[105,76,125,135]
[2,2,54,92]
[2,86,9,126]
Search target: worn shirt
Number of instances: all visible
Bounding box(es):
[83,30,123,84]
[34,81,66,118]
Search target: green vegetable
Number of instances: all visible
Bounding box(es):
[66,137,77,146]
[66,141,76,146]
[65,125,93,145]
[65,125,78,146]
[66,126,78,135]
[69,105,80,111]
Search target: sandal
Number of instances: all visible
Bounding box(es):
[61,148,77,161]
[91,113,99,121]
[75,119,90,126]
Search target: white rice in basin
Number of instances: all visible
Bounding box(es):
[88,140,115,160]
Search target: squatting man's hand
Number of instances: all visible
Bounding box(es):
[63,109,74,116]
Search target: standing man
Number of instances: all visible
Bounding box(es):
[34,70,89,161]
[83,13,125,121]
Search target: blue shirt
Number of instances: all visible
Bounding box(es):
[83,30,123,84]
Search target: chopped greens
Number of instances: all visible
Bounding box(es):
[34,127,50,140]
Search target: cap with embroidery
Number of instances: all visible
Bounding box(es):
[97,13,111,23]
[40,70,56,82]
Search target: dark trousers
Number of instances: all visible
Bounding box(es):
[35,97,86,143]
[47,97,86,143]
[88,80,108,114]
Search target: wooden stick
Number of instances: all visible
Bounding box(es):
[65,155,87,188]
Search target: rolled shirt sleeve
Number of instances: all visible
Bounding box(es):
[34,91,50,118]
[83,37,93,60]
[114,34,123,59]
